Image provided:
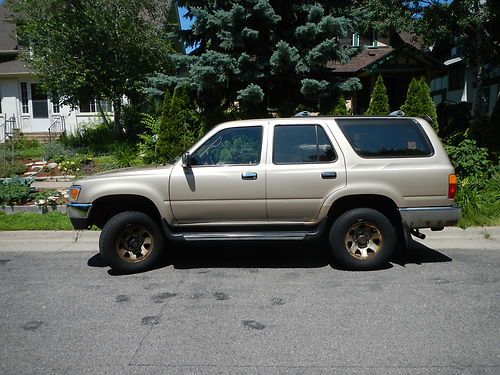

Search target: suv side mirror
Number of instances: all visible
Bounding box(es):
[182,152,192,168]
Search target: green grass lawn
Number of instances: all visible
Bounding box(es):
[0,211,73,230]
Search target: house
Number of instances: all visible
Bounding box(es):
[429,41,500,117]
[0,1,180,142]
[328,31,444,114]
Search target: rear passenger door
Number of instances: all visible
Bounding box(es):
[266,121,346,222]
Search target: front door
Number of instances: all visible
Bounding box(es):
[30,83,50,131]
[169,124,267,224]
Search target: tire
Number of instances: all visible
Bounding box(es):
[99,211,165,273]
[329,208,396,271]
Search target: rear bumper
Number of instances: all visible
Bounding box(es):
[66,203,92,230]
[399,206,461,229]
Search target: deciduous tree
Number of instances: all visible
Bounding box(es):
[10,0,172,133]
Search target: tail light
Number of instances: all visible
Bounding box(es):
[448,174,457,199]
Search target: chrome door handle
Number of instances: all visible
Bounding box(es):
[241,172,257,180]
[321,171,337,179]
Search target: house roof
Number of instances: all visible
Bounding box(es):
[327,47,394,73]
[0,4,17,51]
[0,58,31,75]
[327,44,444,75]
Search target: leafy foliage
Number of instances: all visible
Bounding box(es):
[364,75,390,115]
[0,177,33,206]
[444,139,492,177]
[401,77,438,130]
[10,0,172,131]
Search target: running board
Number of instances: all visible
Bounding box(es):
[160,219,327,242]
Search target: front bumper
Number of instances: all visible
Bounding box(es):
[66,203,93,229]
[399,206,461,229]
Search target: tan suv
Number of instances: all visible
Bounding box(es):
[67,116,460,272]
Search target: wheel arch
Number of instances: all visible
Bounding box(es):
[326,194,405,248]
[89,194,162,229]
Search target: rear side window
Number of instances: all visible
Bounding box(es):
[336,118,433,158]
[273,125,336,164]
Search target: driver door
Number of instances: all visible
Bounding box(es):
[169,123,267,224]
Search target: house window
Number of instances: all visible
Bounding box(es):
[352,33,359,47]
[20,82,29,113]
[52,100,60,114]
[79,99,112,113]
[448,65,465,90]
[371,30,378,47]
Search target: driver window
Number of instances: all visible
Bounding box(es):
[191,126,263,166]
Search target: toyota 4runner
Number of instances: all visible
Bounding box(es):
[67,116,460,272]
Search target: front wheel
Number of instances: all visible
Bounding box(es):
[99,211,165,273]
[329,208,396,270]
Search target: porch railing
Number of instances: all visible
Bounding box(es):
[1,115,18,144]
[48,116,66,142]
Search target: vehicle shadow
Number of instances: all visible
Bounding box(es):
[392,238,452,267]
[87,237,452,275]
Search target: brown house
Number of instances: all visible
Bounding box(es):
[329,32,444,114]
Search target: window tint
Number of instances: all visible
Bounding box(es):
[273,125,336,164]
[191,126,262,166]
[336,118,433,158]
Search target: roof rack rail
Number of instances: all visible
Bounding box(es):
[293,111,310,117]
[389,110,405,117]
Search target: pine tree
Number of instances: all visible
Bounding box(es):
[365,75,390,115]
[401,77,438,131]
[156,87,201,162]
[328,95,349,115]
[148,1,366,123]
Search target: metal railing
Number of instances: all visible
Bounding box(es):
[1,114,18,144]
[48,116,66,142]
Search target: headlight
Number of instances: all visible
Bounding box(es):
[68,186,81,202]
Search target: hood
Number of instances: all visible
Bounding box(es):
[81,164,173,181]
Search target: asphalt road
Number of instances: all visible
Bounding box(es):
[0,228,499,374]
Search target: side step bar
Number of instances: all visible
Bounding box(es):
[161,219,327,242]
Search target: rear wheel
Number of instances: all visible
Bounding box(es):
[99,211,165,273]
[329,208,396,270]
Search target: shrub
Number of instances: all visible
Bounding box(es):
[0,160,27,178]
[43,141,67,161]
[110,142,137,168]
[456,173,500,227]
[60,122,118,154]
[328,95,349,115]
[444,138,492,177]
[0,176,33,206]
[156,87,202,163]
[401,77,438,131]
[364,75,389,115]
[138,113,161,164]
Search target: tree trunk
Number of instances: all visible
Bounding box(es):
[112,98,122,136]
[96,100,110,128]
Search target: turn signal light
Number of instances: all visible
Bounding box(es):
[448,174,457,199]
[68,186,81,202]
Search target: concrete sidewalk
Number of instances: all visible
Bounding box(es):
[0,226,499,253]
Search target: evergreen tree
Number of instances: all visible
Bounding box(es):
[365,75,390,115]
[148,1,366,123]
[402,77,438,130]
[328,95,349,115]
[156,87,202,162]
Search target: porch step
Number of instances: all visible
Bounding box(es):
[21,131,64,143]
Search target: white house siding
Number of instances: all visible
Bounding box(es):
[1,77,115,137]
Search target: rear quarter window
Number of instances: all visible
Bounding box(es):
[336,118,433,158]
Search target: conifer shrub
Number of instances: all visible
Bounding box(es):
[155,87,202,163]
[328,95,349,115]
[365,75,390,115]
[401,77,438,131]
